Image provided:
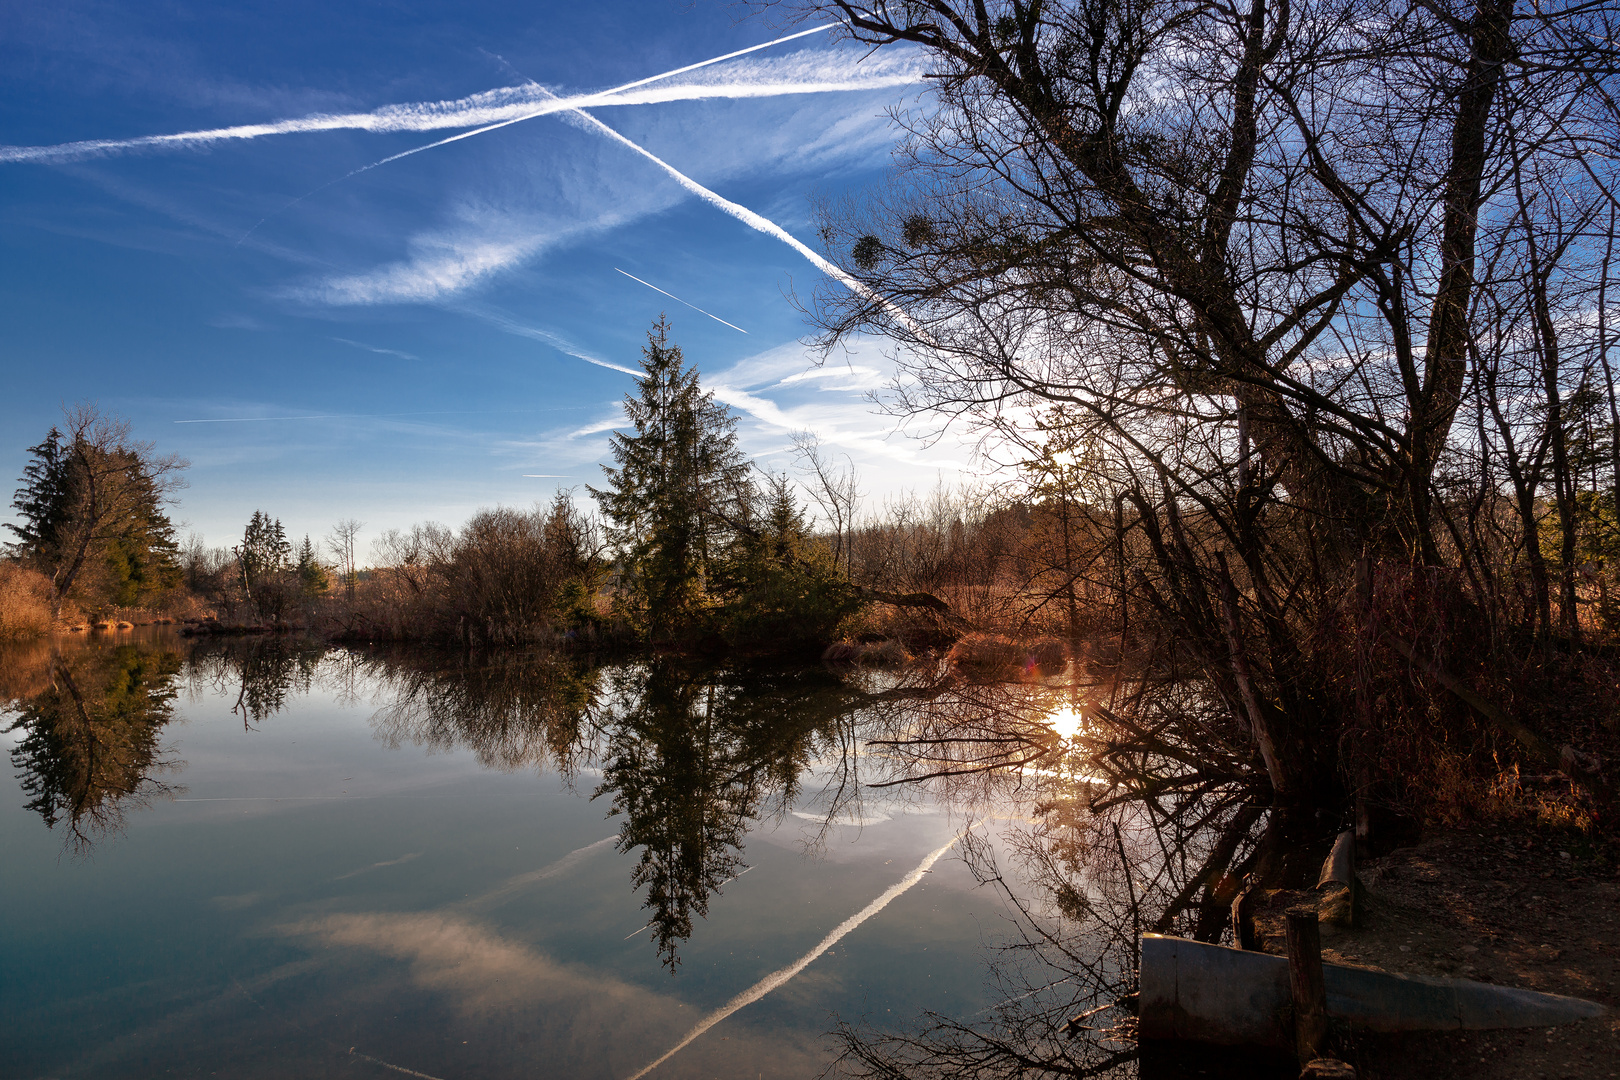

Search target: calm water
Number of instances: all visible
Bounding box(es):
[1,631,1004,1080]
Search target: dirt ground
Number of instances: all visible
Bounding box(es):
[1280,829,1619,1079]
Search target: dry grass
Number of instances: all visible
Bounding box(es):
[0,564,54,640]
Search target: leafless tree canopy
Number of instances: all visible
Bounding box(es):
[763,0,1620,802]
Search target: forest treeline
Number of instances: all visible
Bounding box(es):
[0,331,1124,655]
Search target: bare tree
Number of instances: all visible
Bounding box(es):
[326,518,364,603]
[792,432,863,575]
[763,0,1620,805]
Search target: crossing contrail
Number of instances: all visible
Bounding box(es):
[624,829,973,1080]
[228,26,860,245]
[561,108,930,340]
[336,25,845,179]
[614,269,747,333]
[1,25,907,165]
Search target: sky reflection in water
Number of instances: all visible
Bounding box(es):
[0,632,994,1079]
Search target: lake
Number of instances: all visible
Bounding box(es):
[2,630,1038,1080]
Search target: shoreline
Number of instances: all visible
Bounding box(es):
[1282,829,1618,1077]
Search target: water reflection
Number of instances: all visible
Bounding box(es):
[362,649,909,969]
[597,662,849,970]
[183,635,328,727]
[1,634,948,972]
[4,640,184,850]
[2,631,1263,1076]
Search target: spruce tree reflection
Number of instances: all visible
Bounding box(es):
[6,644,184,850]
[596,661,868,971]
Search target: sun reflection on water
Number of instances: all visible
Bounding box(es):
[1046,704,1084,740]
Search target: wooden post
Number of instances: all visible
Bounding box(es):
[1286,909,1328,1063]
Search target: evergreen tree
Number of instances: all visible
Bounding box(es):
[295,535,329,598]
[8,409,186,614]
[235,511,292,611]
[713,475,858,647]
[588,319,750,642]
[8,428,70,558]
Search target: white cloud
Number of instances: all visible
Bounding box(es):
[294,231,549,305]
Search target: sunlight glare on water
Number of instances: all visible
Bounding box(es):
[1046,704,1085,741]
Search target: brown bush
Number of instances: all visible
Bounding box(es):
[0,563,54,640]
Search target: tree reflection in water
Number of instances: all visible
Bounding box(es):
[366,649,920,970]
[828,655,1317,1080]
[184,636,328,728]
[4,641,184,851]
[597,661,863,970]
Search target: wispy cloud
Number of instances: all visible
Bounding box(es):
[295,231,550,305]
[776,364,881,387]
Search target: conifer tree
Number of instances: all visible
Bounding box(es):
[588,319,750,641]
[713,474,857,646]
[235,511,292,612]
[8,408,186,615]
[295,535,329,597]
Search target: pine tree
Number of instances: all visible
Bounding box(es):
[8,428,70,558]
[295,535,329,597]
[713,474,857,646]
[588,319,750,642]
[8,409,186,614]
[235,511,291,601]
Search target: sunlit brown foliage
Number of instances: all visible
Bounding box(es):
[0,563,54,640]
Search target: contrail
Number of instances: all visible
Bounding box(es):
[173,415,340,423]
[624,829,973,1080]
[562,110,930,340]
[615,268,747,333]
[171,408,556,423]
[334,852,423,881]
[230,25,856,246]
[337,25,843,179]
[2,26,904,165]
[623,866,753,939]
[348,1048,447,1080]
[521,473,571,478]
[457,835,617,912]
[332,337,420,361]
[457,304,641,375]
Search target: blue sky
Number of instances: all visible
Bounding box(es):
[1,0,973,555]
